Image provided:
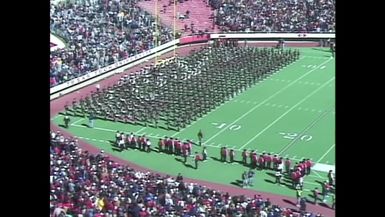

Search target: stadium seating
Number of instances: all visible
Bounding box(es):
[137,0,220,35]
[209,0,335,32]
[50,0,174,87]
[50,0,335,88]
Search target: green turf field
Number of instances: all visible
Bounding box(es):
[52,47,335,202]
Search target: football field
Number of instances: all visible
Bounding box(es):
[52,47,335,200]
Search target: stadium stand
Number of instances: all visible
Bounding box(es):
[137,0,220,35]
[209,0,335,32]
[50,0,335,88]
[50,132,327,217]
[50,0,174,87]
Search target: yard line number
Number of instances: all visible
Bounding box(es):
[212,122,241,131]
[279,132,313,142]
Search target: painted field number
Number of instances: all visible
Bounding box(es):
[279,132,313,142]
[212,122,242,131]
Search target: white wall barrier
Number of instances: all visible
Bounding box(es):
[50,33,335,100]
[210,33,335,39]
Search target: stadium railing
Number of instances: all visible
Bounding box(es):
[50,32,335,100]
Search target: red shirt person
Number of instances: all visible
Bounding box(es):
[195,152,201,169]
[158,138,164,153]
[285,158,291,174]
[242,149,248,165]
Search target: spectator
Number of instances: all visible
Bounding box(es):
[209,0,335,33]
[300,197,307,212]
[50,133,330,217]
[50,0,174,87]
[95,83,100,92]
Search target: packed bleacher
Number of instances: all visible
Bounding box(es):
[50,0,335,87]
[209,0,335,32]
[50,0,174,87]
[50,131,331,217]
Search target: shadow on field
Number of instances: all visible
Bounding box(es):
[230,179,243,187]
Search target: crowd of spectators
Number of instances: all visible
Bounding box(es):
[209,0,335,32]
[50,0,335,87]
[50,0,174,87]
[50,131,327,217]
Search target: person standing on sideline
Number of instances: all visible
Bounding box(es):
[222,147,228,163]
[229,149,235,163]
[197,129,203,146]
[115,131,121,144]
[118,137,125,151]
[158,138,164,153]
[330,42,335,58]
[242,149,248,165]
[247,169,255,186]
[202,146,207,161]
[146,138,151,152]
[296,186,302,207]
[275,170,282,185]
[305,159,313,175]
[183,145,188,164]
[88,112,95,128]
[313,187,320,205]
[328,170,335,186]
[322,181,331,202]
[194,152,200,169]
[299,197,307,212]
[285,158,291,175]
[63,115,71,128]
[96,83,100,92]
[242,171,248,188]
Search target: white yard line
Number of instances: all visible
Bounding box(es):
[70,118,84,126]
[71,123,221,148]
[135,127,147,135]
[317,144,335,163]
[302,55,330,59]
[204,58,332,145]
[312,171,324,179]
[171,57,309,138]
[51,114,63,121]
[277,107,333,155]
[304,181,321,186]
[238,76,335,150]
[72,123,115,132]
